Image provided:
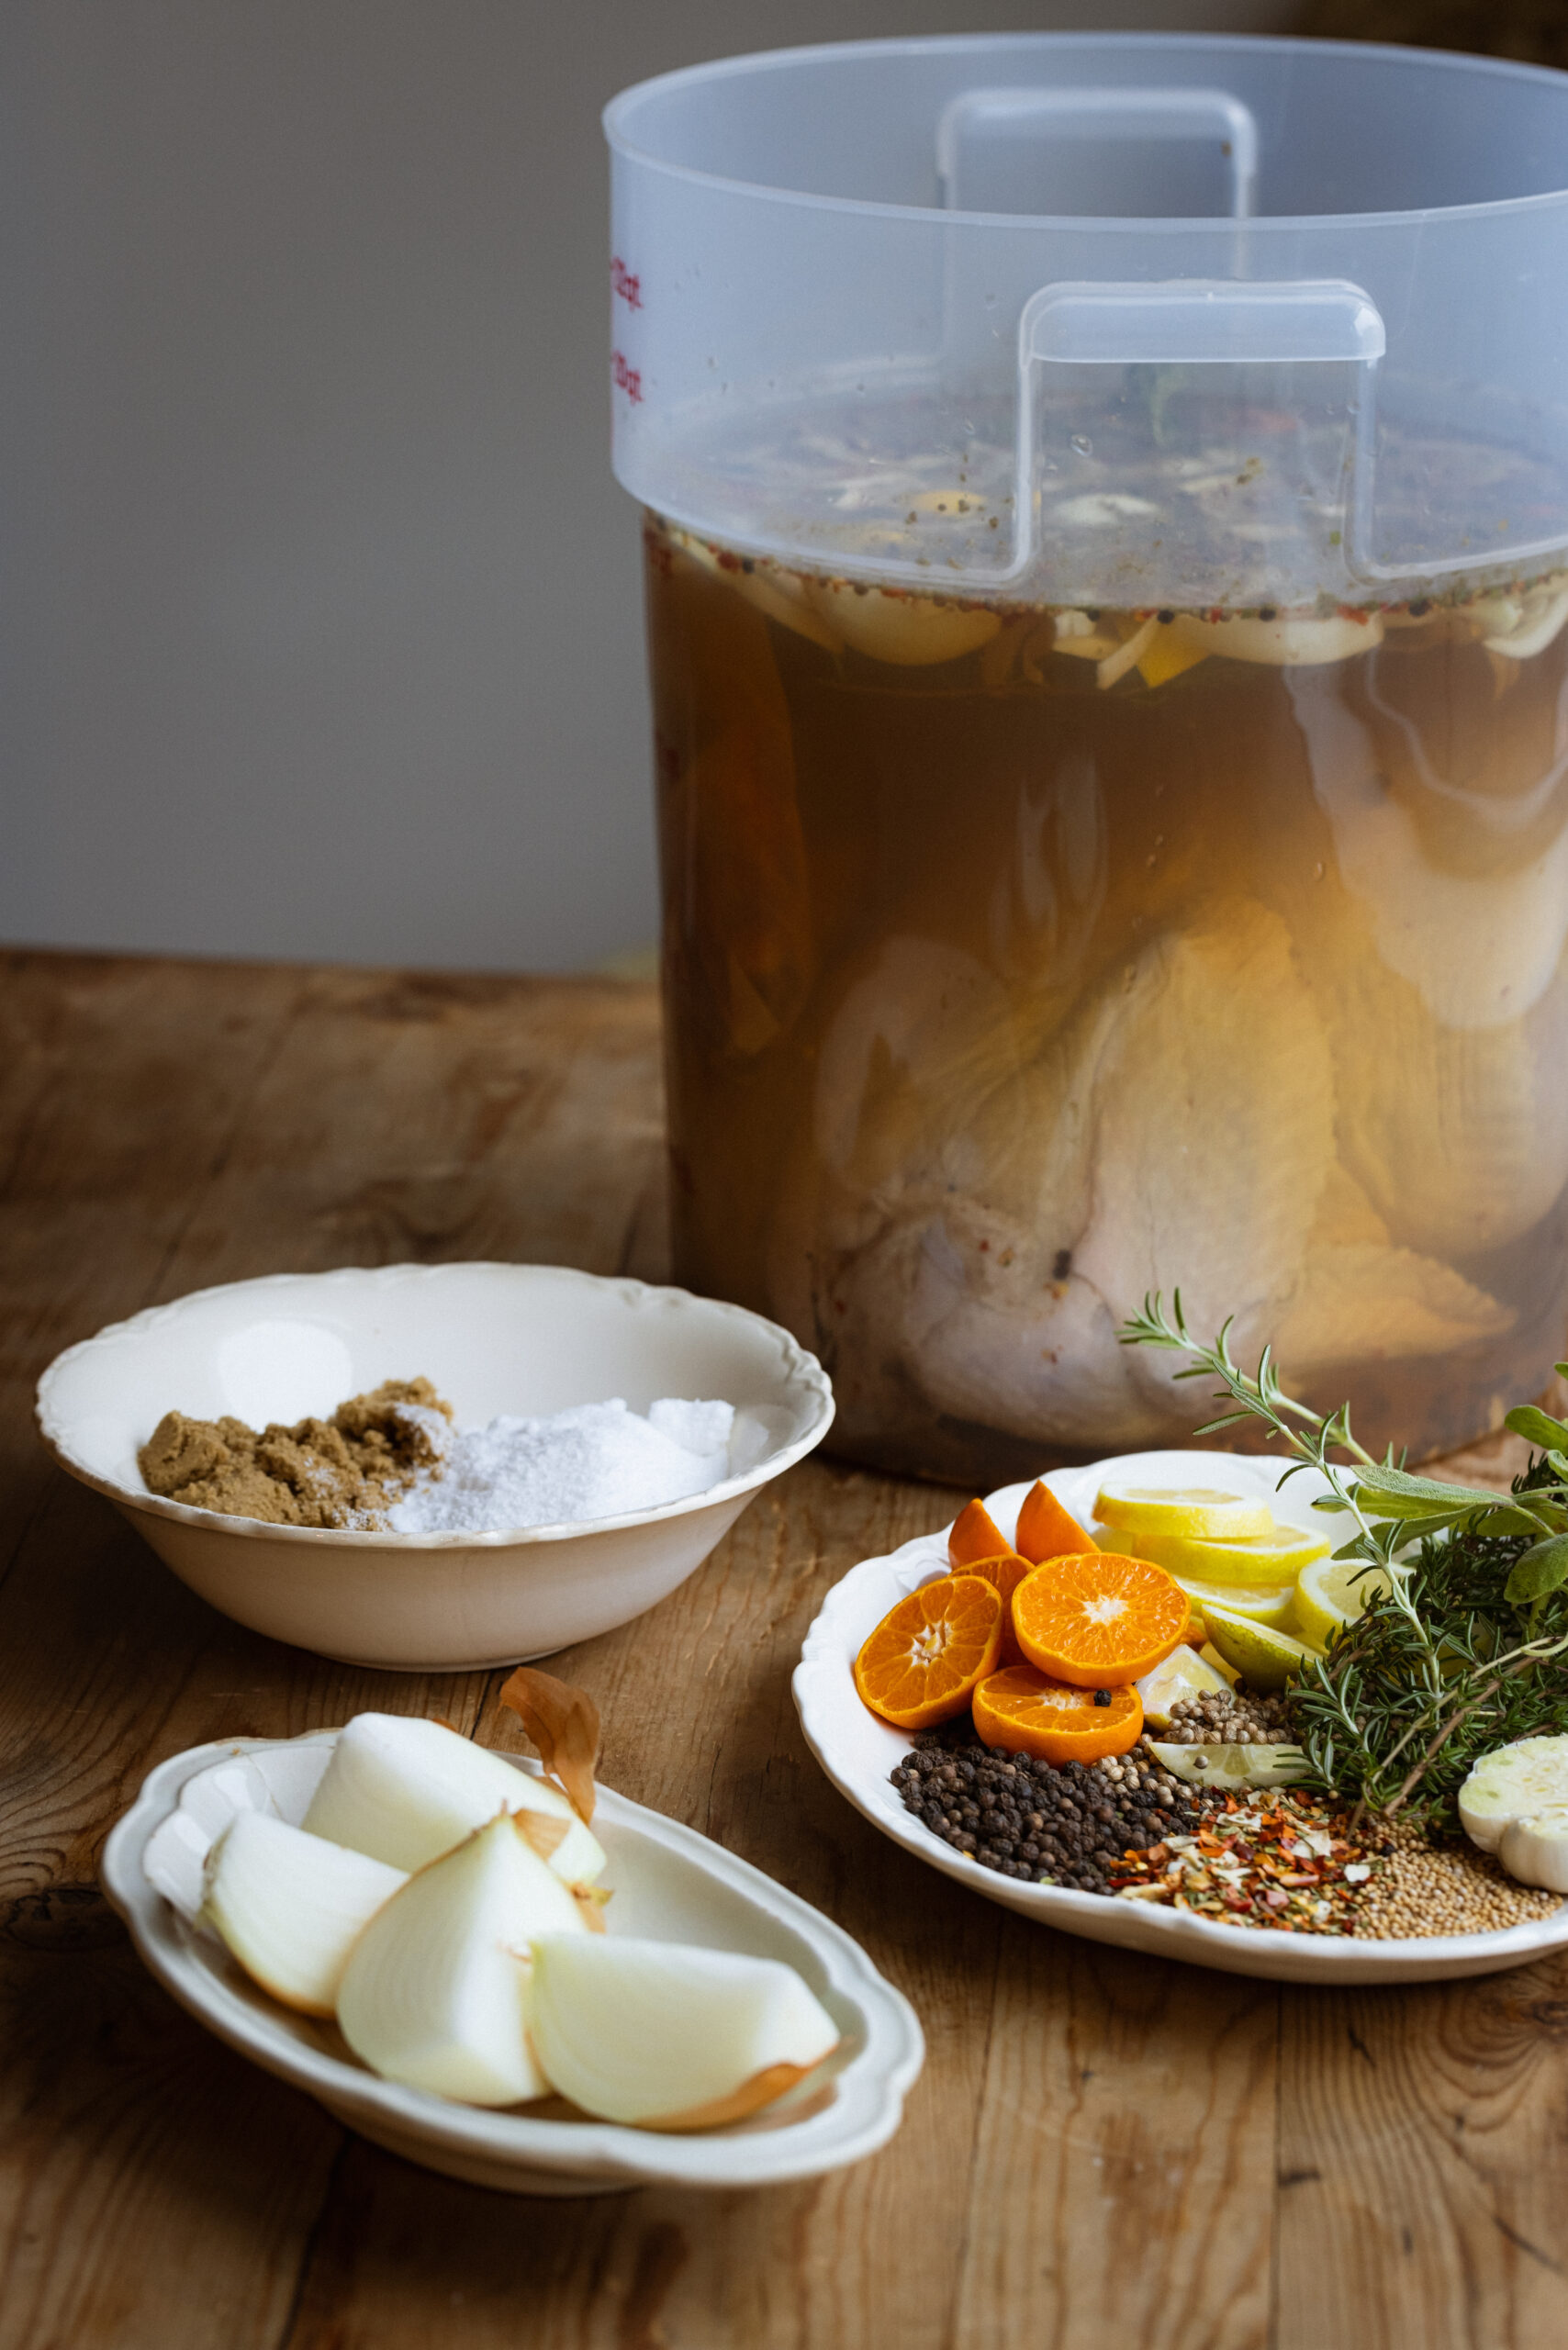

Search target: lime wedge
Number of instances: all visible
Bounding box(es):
[1170,1572,1297,1633]
[1134,1644,1233,1729]
[1294,1554,1392,1651]
[1148,1740,1311,1792]
[1093,1483,1271,1542]
[1201,1603,1320,1693]
[1105,1522,1329,1589]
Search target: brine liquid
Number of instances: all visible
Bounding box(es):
[645,512,1568,1483]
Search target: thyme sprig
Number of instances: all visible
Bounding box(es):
[1117,1292,1568,1827]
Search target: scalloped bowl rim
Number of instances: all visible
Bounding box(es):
[36,1262,835,1549]
[793,1447,1568,1985]
[101,1729,924,2189]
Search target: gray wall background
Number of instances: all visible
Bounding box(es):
[2,0,1296,975]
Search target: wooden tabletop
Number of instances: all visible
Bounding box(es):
[3,947,1565,2350]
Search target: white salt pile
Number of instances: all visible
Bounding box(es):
[386,1397,735,1534]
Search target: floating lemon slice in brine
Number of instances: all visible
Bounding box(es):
[1105,1520,1328,1588]
[1093,1483,1272,1542]
[1201,1603,1320,1694]
[1293,1555,1392,1652]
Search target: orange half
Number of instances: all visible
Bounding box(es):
[932,1552,1032,1667]
[948,1498,1012,1570]
[1014,1479,1094,1567]
[854,1575,1003,1729]
[1013,1551,1188,1688]
[973,1668,1143,1766]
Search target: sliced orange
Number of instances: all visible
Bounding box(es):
[973,1668,1143,1766]
[935,1552,1031,1666]
[1014,1480,1094,1567]
[1013,1551,1188,1689]
[948,1497,1011,1569]
[854,1575,1003,1729]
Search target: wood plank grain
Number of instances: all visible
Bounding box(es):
[0,959,665,1898]
[1275,1962,1568,2350]
[6,948,1568,2350]
[0,956,666,2350]
[951,1943,1276,2350]
[0,951,308,1574]
[0,1898,339,2350]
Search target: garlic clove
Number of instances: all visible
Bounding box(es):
[302,1713,605,1885]
[336,1813,586,2107]
[1458,1734,1568,1852]
[202,1813,407,2017]
[802,578,1001,667]
[1499,1805,1568,1893]
[528,1935,839,2130]
[1169,610,1384,666]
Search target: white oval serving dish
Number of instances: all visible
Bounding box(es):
[37,1262,834,1670]
[101,1729,924,2195]
[793,1448,1568,1986]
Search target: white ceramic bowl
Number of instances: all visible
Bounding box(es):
[38,1263,833,1670]
[794,1449,1568,1986]
[102,1731,924,2194]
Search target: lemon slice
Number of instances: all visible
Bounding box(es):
[1134,1644,1232,1729]
[1201,1603,1320,1694]
[1170,1572,1297,1633]
[1105,1522,1328,1589]
[1093,1483,1271,1542]
[1198,1640,1240,1688]
[1148,1740,1311,1792]
[1293,1555,1391,1652]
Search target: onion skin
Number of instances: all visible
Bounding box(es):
[637,2062,817,2133]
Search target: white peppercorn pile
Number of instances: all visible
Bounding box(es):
[1161,1689,1294,1744]
[890,1723,1203,1891]
[1353,1819,1562,1938]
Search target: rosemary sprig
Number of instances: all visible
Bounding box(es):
[1117,1292,1568,1827]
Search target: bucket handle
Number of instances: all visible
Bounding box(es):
[1010,277,1386,586]
[938,87,1260,220]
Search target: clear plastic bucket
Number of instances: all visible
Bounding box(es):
[607,37,1568,1481]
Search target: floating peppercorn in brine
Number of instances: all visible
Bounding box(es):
[648,509,1568,1483]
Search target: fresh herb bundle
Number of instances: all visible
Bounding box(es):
[1119,1293,1568,1830]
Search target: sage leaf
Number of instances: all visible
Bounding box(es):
[1350,1461,1506,1514]
[1475,1504,1560,1539]
[1505,1534,1568,1604]
[1504,1405,1568,1451]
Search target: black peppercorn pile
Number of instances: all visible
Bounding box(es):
[890,1720,1204,1892]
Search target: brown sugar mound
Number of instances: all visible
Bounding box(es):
[138,1378,453,1529]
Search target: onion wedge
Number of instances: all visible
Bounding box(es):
[202,1813,407,2016]
[302,1712,605,1885]
[336,1814,586,2107]
[528,1935,839,2131]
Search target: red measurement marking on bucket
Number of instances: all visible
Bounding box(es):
[610,256,644,310]
[611,349,644,405]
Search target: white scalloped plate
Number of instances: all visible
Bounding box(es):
[793,1449,1568,1985]
[102,1733,924,2194]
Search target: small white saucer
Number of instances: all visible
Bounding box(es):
[103,1731,924,2194]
